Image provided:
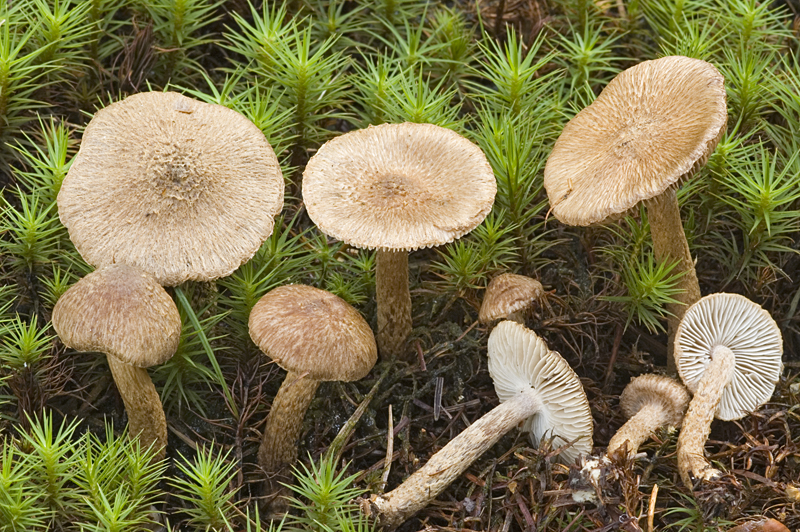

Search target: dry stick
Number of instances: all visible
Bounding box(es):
[647,484,658,532]
[380,405,394,494]
[368,390,543,528]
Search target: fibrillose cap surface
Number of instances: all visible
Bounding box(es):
[675,293,783,421]
[620,374,690,428]
[479,273,544,323]
[58,91,284,286]
[302,122,496,251]
[249,285,378,382]
[544,56,727,226]
[488,321,593,463]
[52,264,181,367]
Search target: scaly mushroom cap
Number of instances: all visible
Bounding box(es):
[52,263,181,367]
[249,284,377,382]
[620,374,690,428]
[544,56,727,226]
[302,122,496,251]
[58,91,284,286]
[488,321,593,463]
[479,273,545,323]
[676,293,783,421]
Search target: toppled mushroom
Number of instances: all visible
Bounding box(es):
[675,293,782,488]
[607,373,690,457]
[479,273,545,324]
[302,122,496,360]
[366,320,592,528]
[58,91,284,286]
[52,264,181,460]
[544,56,727,370]
[249,285,377,502]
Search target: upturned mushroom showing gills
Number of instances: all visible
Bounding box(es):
[675,293,782,489]
[57,91,284,286]
[479,273,545,324]
[249,285,377,502]
[606,374,690,457]
[302,122,496,360]
[52,264,181,461]
[366,320,592,528]
[544,56,727,371]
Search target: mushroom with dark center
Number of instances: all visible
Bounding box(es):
[302,122,496,360]
[52,264,181,461]
[57,91,284,287]
[544,56,727,371]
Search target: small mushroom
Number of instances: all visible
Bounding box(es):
[52,264,181,460]
[302,122,496,360]
[675,293,782,487]
[479,273,545,324]
[544,56,727,370]
[367,320,592,527]
[58,91,284,286]
[607,374,690,457]
[248,285,377,497]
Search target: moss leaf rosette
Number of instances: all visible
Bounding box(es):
[58,91,284,286]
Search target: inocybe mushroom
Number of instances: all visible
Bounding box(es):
[249,285,377,504]
[675,293,782,490]
[544,56,727,371]
[366,321,592,528]
[52,264,181,461]
[303,122,496,360]
[479,273,545,325]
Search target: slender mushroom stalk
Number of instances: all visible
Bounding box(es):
[479,273,545,325]
[52,264,181,461]
[376,249,412,359]
[674,293,783,491]
[677,345,735,485]
[258,372,320,473]
[607,374,690,457]
[370,391,542,528]
[543,56,727,373]
[249,285,377,505]
[366,320,593,528]
[302,122,496,361]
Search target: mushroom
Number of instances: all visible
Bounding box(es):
[302,122,496,360]
[544,56,727,370]
[51,264,181,460]
[57,91,284,286]
[366,320,592,527]
[675,293,782,488]
[479,273,545,324]
[248,285,377,495]
[606,373,690,457]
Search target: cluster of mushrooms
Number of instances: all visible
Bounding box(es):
[49,55,785,528]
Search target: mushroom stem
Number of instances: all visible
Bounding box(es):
[258,370,321,473]
[106,355,167,461]
[677,345,735,487]
[376,249,412,361]
[368,389,543,528]
[607,402,670,457]
[646,188,702,373]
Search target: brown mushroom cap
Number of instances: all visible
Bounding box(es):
[249,284,377,382]
[302,122,496,251]
[544,56,727,226]
[52,263,181,367]
[675,293,783,421]
[58,91,284,286]
[620,374,690,428]
[479,273,545,323]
